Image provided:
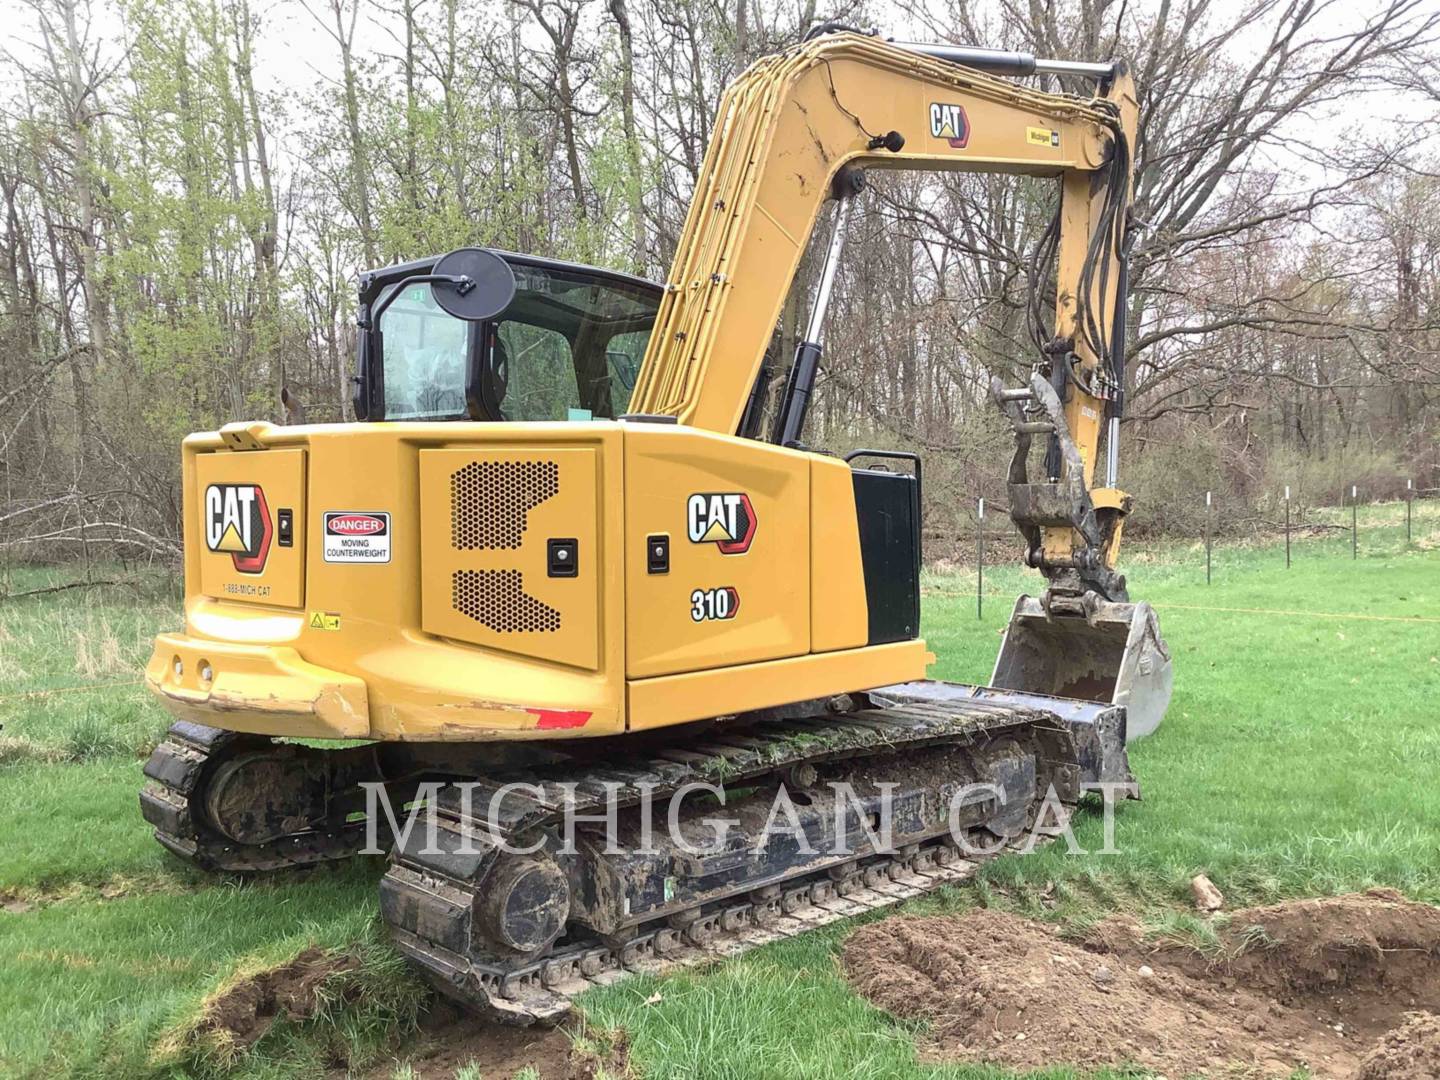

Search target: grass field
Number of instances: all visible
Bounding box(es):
[1,501,1437,1079]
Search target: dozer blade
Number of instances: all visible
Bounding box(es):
[991,596,1173,741]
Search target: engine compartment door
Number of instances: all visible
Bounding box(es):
[624,427,810,678]
[194,448,307,608]
[417,446,602,671]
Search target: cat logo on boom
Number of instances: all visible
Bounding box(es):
[928,102,970,148]
[204,484,273,574]
[686,493,756,555]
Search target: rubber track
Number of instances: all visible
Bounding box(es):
[380,698,1077,1023]
[139,720,374,873]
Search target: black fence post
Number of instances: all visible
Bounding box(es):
[976,497,985,621]
[1351,484,1358,560]
[1284,485,1291,569]
[1205,490,1213,585]
[1407,479,1413,544]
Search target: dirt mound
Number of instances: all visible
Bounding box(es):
[199,947,361,1051]
[841,890,1440,1078]
[1150,887,1440,1030]
[1356,1012,1440,1080]
[190,953,624,1078]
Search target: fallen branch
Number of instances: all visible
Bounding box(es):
[0,521,182,556]
[0,577,139,601]
[1252,519,1350,533]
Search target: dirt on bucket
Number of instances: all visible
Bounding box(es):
[840,888,1440,1078]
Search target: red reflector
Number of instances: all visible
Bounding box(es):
[529,709,591,730]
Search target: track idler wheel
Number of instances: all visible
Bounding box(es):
[475,854,570,958]
[204,748,330,845]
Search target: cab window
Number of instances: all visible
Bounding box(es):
[378,284,473,421]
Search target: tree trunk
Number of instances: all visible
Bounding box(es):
[608,0,645,266]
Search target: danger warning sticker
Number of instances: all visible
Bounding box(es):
[322,511,391,564]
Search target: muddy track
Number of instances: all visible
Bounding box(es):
[140,721,376,872]
[380,698,1078,1024]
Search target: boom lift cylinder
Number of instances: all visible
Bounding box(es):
[889,40,1118,81]
[772,184,857,447]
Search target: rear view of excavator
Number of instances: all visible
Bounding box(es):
[139,26,1171,1023]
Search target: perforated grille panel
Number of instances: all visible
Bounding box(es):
[452,569,561,633]
[422,446,595,667]
[451,460,559,550]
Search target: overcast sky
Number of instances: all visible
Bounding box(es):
[3,0,1436,261]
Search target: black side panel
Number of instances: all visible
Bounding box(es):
[852,470,920,644]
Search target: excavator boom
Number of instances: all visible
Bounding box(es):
[631,33,1132,436]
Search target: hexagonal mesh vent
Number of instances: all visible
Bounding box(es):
[451,460,559,550]
[452,570,561,633]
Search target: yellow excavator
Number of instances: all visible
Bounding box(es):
[140,27,1171,1022]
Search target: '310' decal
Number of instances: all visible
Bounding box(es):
[691,587,739,622]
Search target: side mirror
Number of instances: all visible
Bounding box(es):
[360,247,517,332]
[431,247,517,322]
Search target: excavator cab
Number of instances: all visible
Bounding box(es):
[353,247,662,425]
[348,225,1173,745]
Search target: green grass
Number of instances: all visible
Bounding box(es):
[920,499,1440,907]
[0,867,408,1078]
[0,568,180,765]
[0,500,1436,1078]
[0,758,190,896]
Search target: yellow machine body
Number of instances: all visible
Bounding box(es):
[138,34,1167,1022]
[148,420,928,741]
[148,33,1157,744]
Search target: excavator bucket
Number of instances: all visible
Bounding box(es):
[991,596,1172,741]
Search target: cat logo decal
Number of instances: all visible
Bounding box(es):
[204,484,272,574]
[686,493,756,555]
[929,102,970,148]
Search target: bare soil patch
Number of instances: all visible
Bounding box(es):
[188,950,622,1077]
[1356,1011,1440,1079]
[348,1000,626,1079]
[841,888,1440,1078]
[198,946,362,1051]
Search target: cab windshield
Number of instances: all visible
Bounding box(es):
[374,259,660,422]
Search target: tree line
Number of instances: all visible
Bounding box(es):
[3,0,1439,569]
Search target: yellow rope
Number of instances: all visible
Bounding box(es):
[0,679,145,702]
[1153,603,1440,624]
[5,604,1433,703]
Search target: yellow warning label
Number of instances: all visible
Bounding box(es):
[308,611,341,631]
[1027,126,1059,148]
